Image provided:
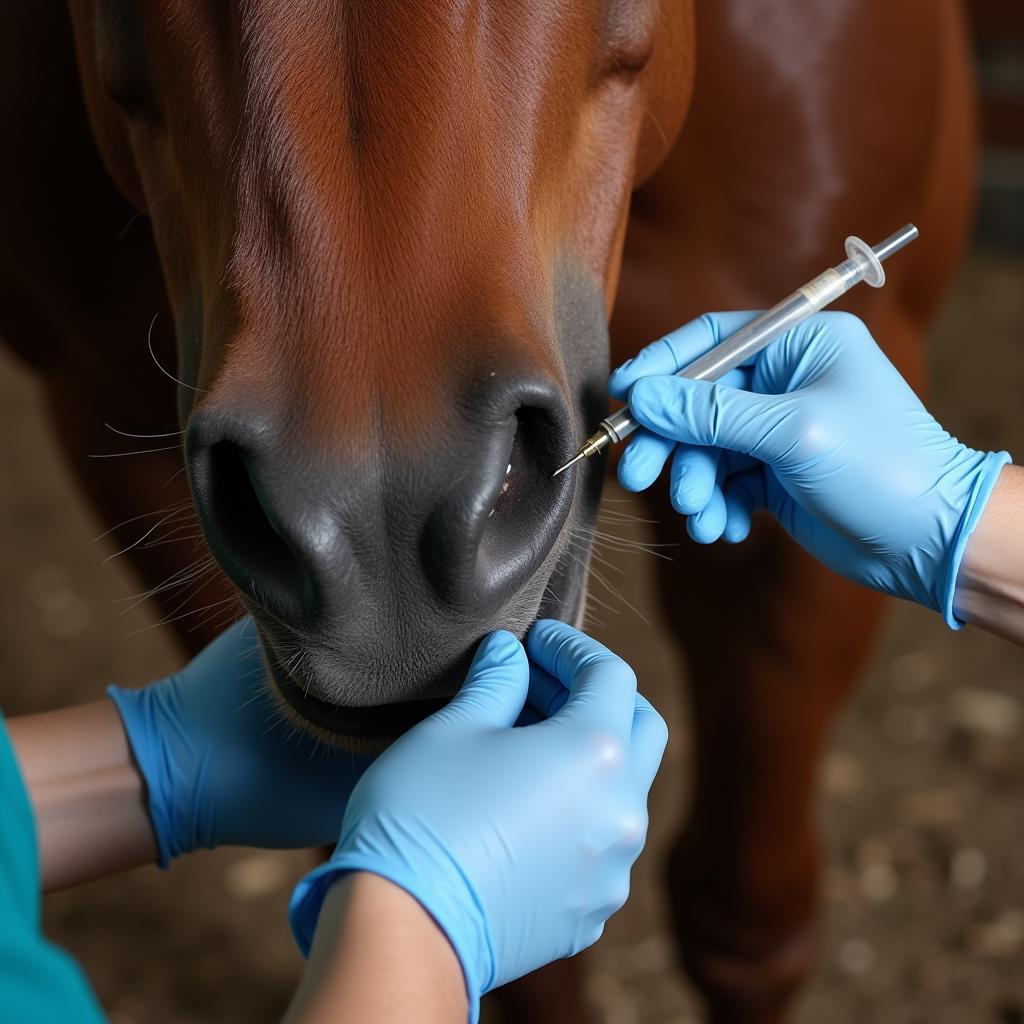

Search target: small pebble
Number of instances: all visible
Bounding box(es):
[860,861,899,902]
[949,688,1021,739]
[950,847,988,890]
[966,909,1024,957]
[837,938,875,975]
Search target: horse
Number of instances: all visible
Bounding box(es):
[0,1,974,1020]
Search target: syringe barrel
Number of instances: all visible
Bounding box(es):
[590,224,917,452]
[600,285,833,444]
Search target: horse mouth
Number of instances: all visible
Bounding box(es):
[263,643,448,740]
[251,463,599,744]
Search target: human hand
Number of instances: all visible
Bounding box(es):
[610,311,1010,625]
[288,621,666,1022]
[107,618,369,864]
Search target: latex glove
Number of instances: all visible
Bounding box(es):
[289,621,666,1022]
[609,319,751,544]
[610,311,1012,625]
[107,618,368,865]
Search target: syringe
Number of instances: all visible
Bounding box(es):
[552,224,919,478]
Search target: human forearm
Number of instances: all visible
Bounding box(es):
[954,464,1024,645]
[8,700,158,890]
[285,872,467,1024]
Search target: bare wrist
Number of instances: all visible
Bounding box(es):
[954,464,1024,644]
[8,701,158,889]
[287,872,468,1024]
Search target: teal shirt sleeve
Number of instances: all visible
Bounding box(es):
[0,713,107,1024]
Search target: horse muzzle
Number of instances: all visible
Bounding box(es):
[184,362,596,738]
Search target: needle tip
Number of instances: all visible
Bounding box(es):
[552,452,585,478]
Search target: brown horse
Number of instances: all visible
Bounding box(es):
[0,1,974,1021]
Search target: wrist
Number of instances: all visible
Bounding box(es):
[7,701,159,889]
[290,846,491,1021]
[105,683,183,866]
[953,463,1024,642]
[286,872,467,1024]
[940,451,1013,628]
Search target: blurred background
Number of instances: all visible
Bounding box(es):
[1,3,1022,1022]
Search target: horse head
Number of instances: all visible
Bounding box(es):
[72,0,694,741]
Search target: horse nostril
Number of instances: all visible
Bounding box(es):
[423,391,575,611]
[187,371,576,634]
[188,433,312,625]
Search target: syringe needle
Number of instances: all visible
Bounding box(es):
[552,451,585,477]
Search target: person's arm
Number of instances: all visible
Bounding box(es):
[8,701,157,890]
[285,873,467,1024]
[0,715,107,1023]
[289,622,667,1023]
[10,711,464,1021]
[607,310,1017,642]
[954,464,1024,644]
[9,617,367,890]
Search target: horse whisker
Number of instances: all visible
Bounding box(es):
[563,547,650,625]
[597,507,660,525]
[161,466,188,488]
[138,532,206,551]
[580,526,679,548]
[116,557,217,610]
[146,312,206,393]
[89,444,183,459]
[92,500,192,542]
[101,507,197,565]
[566,537,625,576]
[104,422,184,440]
[127,594,239,637]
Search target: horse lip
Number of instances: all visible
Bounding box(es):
[254,521,591,739]
[265,645,448,738]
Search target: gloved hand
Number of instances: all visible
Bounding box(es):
[107,618,368,865]
[289,621,666,1023]
[610,311,1011,626]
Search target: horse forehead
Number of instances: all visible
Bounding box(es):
[233,0,645,48]
[234,3,600,123]
[220,4,631,273]
[176,1,656,96]
[235,2,584,69]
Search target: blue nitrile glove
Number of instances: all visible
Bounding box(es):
[107,618,369,865]
[609,316,752,544]
[289,621,667,1023]
[610,311,1011,627]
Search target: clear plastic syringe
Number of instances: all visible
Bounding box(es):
[552,224,919,478]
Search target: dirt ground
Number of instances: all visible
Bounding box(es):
[1,242,1022,1023]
